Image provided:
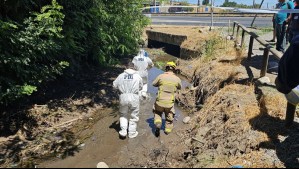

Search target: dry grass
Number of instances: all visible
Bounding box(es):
[188,84,288,168]
[153,26,293,168]
[145,26,238,58]
[225,150,285,168]
[188,84,270,168]
[197,84,257,123]
[259,87,287,119]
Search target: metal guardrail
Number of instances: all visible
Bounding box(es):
[144,13,273,17]
[231,21,297,127]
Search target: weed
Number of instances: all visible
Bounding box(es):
[155,61,166,70]
[201,34,226,62]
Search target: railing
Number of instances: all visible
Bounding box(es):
[146,12,273,17]
[231,21,283,77]
[231,21,296,127]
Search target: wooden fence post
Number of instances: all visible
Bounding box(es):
[260,48,270,77]
[248,36,254,60]
[285,102,296,127]
[232,22,236,37]
[241,29,246,48]
[235,25,240,47]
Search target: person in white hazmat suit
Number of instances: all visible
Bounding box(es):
[132,49,153,99]
[113,63,143,138]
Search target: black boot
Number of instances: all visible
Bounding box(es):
[155,128,160,137]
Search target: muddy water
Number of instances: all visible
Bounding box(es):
[39,65,190,168]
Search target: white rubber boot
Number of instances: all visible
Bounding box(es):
[128,131,138,139]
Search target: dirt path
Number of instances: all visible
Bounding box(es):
[39,67,191,168]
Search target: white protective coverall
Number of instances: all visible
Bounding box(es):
[113,69,143,138]
[132,50,153,98]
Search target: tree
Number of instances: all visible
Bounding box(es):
[221,1,255,8]
[221,1,237,7]
[0,0,149,105]
[202,0,210,5]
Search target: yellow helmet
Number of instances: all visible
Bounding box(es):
[166,61,176,69]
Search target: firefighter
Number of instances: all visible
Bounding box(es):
[152,61,182,137]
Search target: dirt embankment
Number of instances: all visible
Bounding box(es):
[174,31,299,167]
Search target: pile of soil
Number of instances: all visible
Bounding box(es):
[176,46,246,109]
[174,29,299,168]
[185,84,266,168]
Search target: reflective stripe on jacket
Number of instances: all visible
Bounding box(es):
[152,72,182,108]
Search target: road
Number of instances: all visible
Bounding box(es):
[150,16,273,27]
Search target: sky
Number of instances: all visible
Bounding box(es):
[187,0,278,9]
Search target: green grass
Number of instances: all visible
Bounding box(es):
[155,61,166,70]
[255,27,273,36]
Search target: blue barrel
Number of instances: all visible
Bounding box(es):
[150,6,154,13]
[150,6,159,13]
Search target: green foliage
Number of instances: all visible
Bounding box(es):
[0,0,66,104]
[221,2,258,9]
[155,61,166,70]
[202,34,224,61]
[57,0,149,65]
[257,27,273,35]
[21,85,38,96]
[202,0,210,6]
[0,0,149,105]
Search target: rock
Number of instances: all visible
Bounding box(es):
[256,77,271,86]
[226,35,234,40]
[74,140,81,146]
[101,89,106,95]
[183,116,191,124]
[294,117,299,123]
[97,162,109,168]
[79,143,85,148]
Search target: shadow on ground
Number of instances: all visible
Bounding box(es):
[250,87,299,168]
[242,54,280,76]
[146,117,166,135]
[0,65,123,137]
